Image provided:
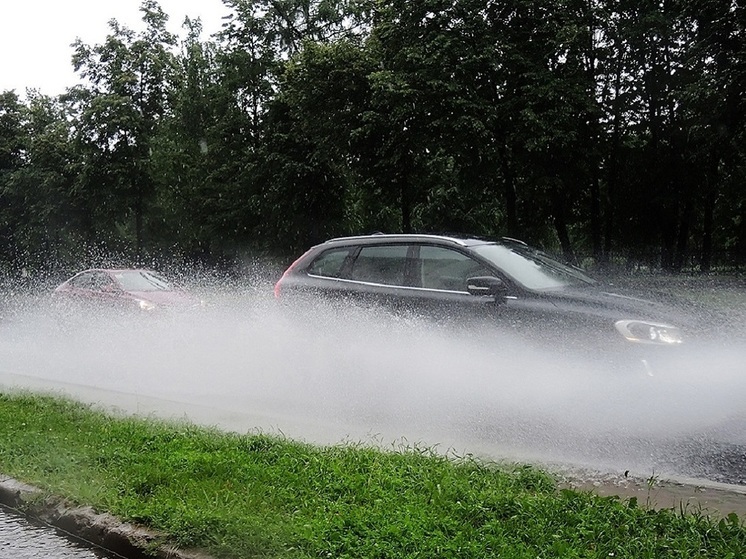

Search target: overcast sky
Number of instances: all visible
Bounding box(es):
[0,0,227,97]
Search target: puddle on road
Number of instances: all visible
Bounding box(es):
[0,505,116,559]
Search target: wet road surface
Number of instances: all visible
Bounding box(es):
[0,505,116,559]
[0,297,745,490]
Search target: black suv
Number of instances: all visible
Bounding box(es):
[274,234,693,374]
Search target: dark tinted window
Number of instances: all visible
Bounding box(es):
[419,246,492,291]
[90,272,115,291]
[350,245,409,286]
[69,272,94,289]
[308,248,351,278]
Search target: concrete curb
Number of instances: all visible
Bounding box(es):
[0,474,214,559]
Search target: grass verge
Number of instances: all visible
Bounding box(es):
[1,391,744,559]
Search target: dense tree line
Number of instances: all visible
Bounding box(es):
[1,0,745,277]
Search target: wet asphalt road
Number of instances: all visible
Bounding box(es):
[0,505,115,559]
[1,296,745,556]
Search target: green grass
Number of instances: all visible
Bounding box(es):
[1,392,745,559]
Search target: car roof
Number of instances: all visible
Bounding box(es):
[64,268,160,282]
[74,268,155,274]
[320,233,526,249]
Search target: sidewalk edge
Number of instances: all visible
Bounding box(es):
[0,474,213,559]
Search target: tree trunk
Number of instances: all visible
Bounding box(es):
[400,180,412,233]
[590,171,602,263]
[499,146,520,238]
[551,183,575,264]
[673,198,694,272]
[701,190,716,273]
[604,61,623,265]
[135,183,144,265]
[659,207,677,272]
[503,164,519,238]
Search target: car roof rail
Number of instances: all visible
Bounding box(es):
[500,236,528,246]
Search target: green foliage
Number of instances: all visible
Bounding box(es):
[0,392,745,558]
[0,91,86,272]
[68,0,178,260]
[2,0,746,270]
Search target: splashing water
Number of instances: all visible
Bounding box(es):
[1,272,745,485]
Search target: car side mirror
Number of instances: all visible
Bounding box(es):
[466,276,506,296]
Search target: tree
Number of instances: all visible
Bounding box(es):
[0,91,85,273]
[0,91,28,271]
[70,0,177,260]
[679,0,746,271]
[258,40,375,250]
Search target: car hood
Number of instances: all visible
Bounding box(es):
[544,285,697,324]
[128,290,200,306]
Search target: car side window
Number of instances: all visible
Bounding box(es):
[308,248,351,278]
[70,272,93,289]
[349,245,409,286]
[90,272,114,291]
[419,246,492,291]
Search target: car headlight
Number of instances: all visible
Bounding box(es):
[137,299,156,311]
[614,320,683,345]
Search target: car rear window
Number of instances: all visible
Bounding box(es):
[308,247,351,278]
[69,273,93,289]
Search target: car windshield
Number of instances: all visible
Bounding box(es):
[470,243,596,290]
[113,270,173,292]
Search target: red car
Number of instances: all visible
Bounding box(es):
[52,268,202,314]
